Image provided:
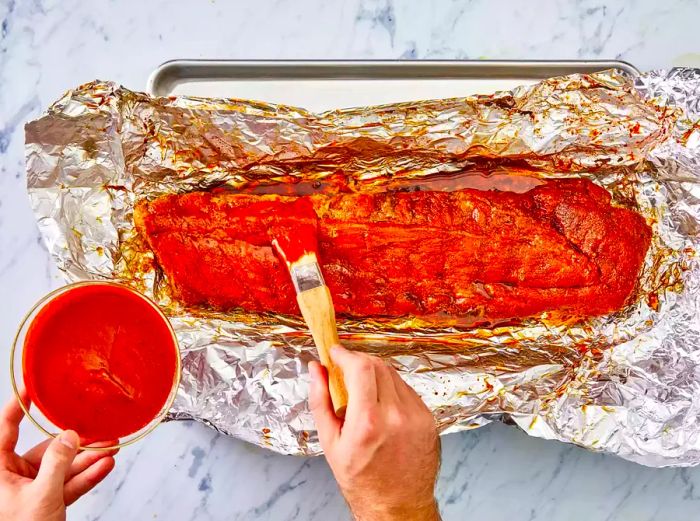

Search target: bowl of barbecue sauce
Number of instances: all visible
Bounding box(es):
[11,282,180,450]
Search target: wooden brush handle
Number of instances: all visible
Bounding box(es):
[297,285,348,418]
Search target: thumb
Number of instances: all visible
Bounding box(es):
[308,361,341,450]
[34,430,79,500]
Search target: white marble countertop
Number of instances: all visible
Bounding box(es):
[2,0,700,519]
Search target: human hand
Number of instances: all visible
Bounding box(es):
[309,346,440,521]
[0,394,117,521]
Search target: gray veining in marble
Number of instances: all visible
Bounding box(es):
[2,0,700,519]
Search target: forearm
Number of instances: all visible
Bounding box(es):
[350,498,441,521]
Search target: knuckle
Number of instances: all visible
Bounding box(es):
[394,411,434,436]
[355,414,381,443]
[356,426,375,444]
[386,407,407,427]
[50,446,73,462]
[354,357,375,374]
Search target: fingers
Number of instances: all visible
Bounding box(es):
[24,439,118,480]
[22,438,51,469]
[68,444,119,479]
[34,431,79,501]
[374,361,399,406]
[63,456,115,506]
[308,361,341,449]
[388,367,431,413]
[330,346,377,421]
[388,366,416,402]
[0,394,29,452]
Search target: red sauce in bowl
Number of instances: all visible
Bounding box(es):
[22,284,179,441]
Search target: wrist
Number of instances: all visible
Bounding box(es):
[350,498,440,521]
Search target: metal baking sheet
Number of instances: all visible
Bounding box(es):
[147,59,639,110]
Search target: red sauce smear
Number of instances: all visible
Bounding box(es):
[23,284,178,441]
[267,198,319,265]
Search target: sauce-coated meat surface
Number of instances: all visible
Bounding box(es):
[134,179,651,322]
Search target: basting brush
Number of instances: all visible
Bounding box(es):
[272,222,348,418]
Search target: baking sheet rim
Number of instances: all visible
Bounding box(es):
[147,58,641,97]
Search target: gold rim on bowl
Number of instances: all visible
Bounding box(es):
[10,281,181,451]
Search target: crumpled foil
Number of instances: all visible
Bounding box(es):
[24,68,700,466]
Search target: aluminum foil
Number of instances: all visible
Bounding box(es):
[24,69,700,466]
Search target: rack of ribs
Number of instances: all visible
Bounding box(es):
[134,178,652,323]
